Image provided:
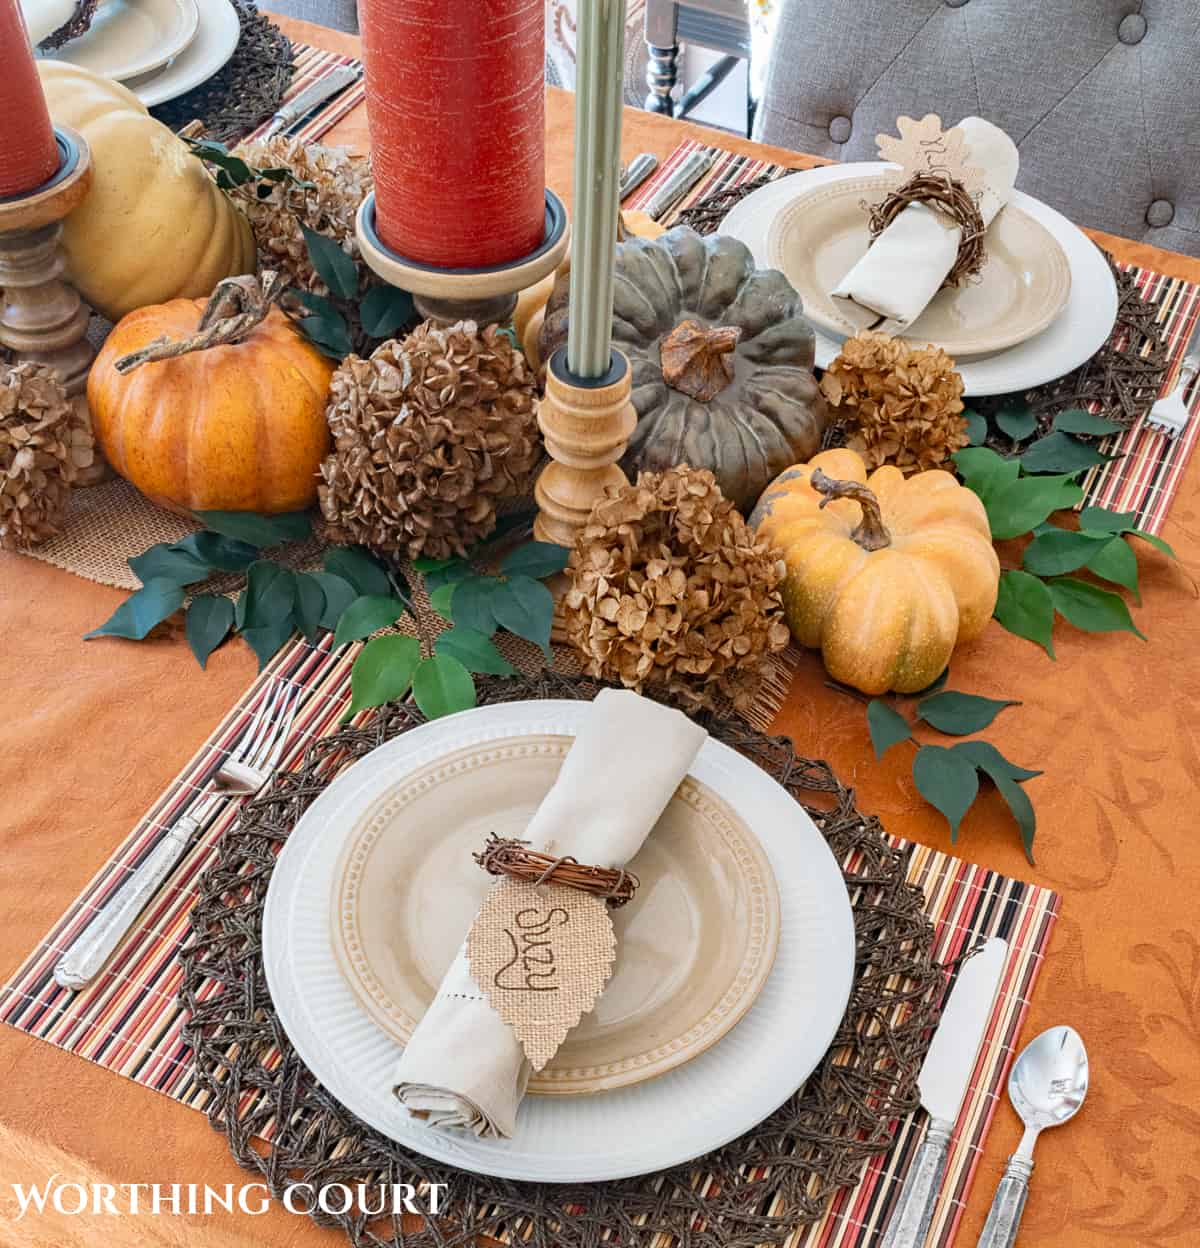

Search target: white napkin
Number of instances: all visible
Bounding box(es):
[393,688,707,1139]
[831,117,1020,332]
[20,0,78,45]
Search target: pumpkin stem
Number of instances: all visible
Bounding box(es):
[660,318,742,401]
[113,271,287,374]
[809,467,892,551]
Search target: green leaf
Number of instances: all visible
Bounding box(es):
[953,446,1020,503]
[84,579,184,641]
[193,510,313,547]
[128,543,211,586]
[1052,408,1125,437]
[951,741,1043,784]
[298,313,353,360]
[986,474,1084,540]
[423,560,473,594]
[1022,528,1109,576]
[500,541,570,580]
[240,616,296,671]
[1078,506,1139,534]
[333,595,406,647]
[866,699,912,758]
[185,595,234,668]
[912,745,980,841]
[994,570,1056,657]
[434,626,517,675]
[323,546,393,597]
[241,561,295,630]
[916,690,1018,735]
[963,409,988,446]
[429,581,457,619]
[290,289,341,321]
[293,573,326,641]
[1128,528,1178,561]
[491,575,555,657]
[412,653,477,719]
[346,634,421,718]
[309,571,358,630]
[1048,577,1146,639]
[360,284,414,338]
[1019,431,1115,475]
[994,771,1037,864]
[388,567,414,607]
[1086,536,1140,600]
[449,575,500,636]
[996,403,1038,442]
[300,224,359,300]
[176,531,260,571]
[412,555,461,573]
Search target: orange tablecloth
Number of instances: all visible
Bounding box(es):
[1,16,1198,1248]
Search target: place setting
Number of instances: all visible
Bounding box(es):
[1,0,1198,1246]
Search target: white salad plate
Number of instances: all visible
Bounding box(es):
[118,0,239,107]
[721,161,1119,396]
[41,0,199,83]
[263,700,856,1184]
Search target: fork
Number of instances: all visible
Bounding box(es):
[1145,315,1200,438]
[53,679,302,991]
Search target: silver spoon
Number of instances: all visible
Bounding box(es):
[978,1025,1089,1247]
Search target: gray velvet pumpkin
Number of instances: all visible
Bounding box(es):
[539,226,829,512]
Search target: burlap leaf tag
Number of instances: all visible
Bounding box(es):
[876,113,986,196]
[466,877,617,1070]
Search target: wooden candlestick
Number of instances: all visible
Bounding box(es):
[0,128,105,484]
[534,347,636,548]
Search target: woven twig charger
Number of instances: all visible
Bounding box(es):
[181,670,943,1248]
[150,0,294,143]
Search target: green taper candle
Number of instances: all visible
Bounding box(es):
[566,0,627,379]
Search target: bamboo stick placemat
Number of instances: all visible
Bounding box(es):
[630,139,1200,536]
[0,631,1059,1247]
[241,40,365,144]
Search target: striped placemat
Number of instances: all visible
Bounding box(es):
[631,139,1200,536]
[241,40,365,144]
[0,631,1059,1247]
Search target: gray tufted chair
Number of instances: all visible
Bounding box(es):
[754,0,1200,257]
[258,0,358,33]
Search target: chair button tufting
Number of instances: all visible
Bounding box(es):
[1119,13,1147,44]
[1146,199,1175,228]
[945,0,969,7]
[829,116,852,143]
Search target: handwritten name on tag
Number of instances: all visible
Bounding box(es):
[466,877,617,1070]
[876,113,986,196]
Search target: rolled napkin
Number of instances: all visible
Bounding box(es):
[393,688,707,1139]
[830,117,1019,333]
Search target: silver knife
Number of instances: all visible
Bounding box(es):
[880,936,1009,1248]
[644,148,716,221]
[260,64,362,139]
[619,153,658,201]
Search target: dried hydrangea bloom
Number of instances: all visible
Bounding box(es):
[319,321,539,560]
[562,465,790,710]
[820,330,968,473]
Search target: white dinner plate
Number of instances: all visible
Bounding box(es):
[263,701,856,1184]
[119,0,239,108]
[43,0,199,82]
[721,162,1119,396]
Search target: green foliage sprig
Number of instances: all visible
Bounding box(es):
[183,135,314,196]
[863,671,1040,863]
[953,405,1182,655]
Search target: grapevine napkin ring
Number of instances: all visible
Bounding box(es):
[474,834,640,908]
[867,172,987,289]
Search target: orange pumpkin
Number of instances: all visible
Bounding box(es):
[89,277,334,515]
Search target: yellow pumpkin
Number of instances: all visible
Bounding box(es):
[512,210,666,368]
[751,448,1000,694]
[88,280,334,515]
[37,60,256,322]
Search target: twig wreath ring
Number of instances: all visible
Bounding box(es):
[474,834,640,908]
[867,172,987,289]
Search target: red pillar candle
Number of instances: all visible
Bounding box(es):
[360,0,546,269]
[0,0,60,198]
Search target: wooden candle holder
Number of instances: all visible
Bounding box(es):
[356,189,570,328]
[534,348,636,549]
[0,127,105,484]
